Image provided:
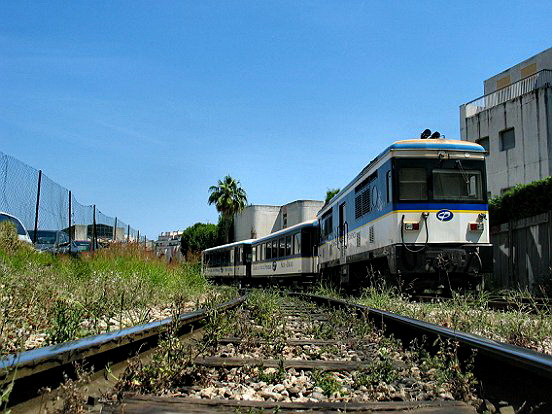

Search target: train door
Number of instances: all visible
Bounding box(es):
[338,202,348,265]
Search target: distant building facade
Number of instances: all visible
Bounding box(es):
[233,200,324,242]
[155,230,183,262]
[460,47,552,197]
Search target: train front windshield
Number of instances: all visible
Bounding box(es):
[396,159,487,203]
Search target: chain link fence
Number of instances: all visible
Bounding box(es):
[0,150,147,248]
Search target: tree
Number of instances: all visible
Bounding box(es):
[325,188,340,203]
[180,222,223,257]
[208,175,248,243]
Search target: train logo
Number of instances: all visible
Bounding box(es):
[436,209,454,222]
[272,261,277,271]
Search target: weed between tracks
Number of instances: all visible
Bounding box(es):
[109,289,480,407]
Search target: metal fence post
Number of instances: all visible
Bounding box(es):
[92,204,97,252]
[68,190,72,253]
[33,170,42,243]
[113,216,118,243]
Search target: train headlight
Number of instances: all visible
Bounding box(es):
[469,222,484,231]
[404,221,420,231]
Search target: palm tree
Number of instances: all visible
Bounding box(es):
[208,175,248,243]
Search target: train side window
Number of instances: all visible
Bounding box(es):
[285,236,291,256]
[260,244,264,261]
[399,168,428,200]
[265,242,271,259]
[293,233,301,255]
[239,247,243,263]
[386,170,392,203]
[272,240,278,258]
[252,246,256,262]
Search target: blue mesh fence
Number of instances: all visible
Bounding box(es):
[0,150,145,244]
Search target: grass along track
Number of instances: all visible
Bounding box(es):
[344,286,552,356]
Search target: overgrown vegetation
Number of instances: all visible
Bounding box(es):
[0,221,211,355]
[489,176,552,226]
[324,282,552,355]
[111,290,480,405]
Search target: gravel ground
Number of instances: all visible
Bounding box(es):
[139,296,482,407]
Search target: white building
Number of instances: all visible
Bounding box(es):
[233,200,324,242]
[155,230,183,262]
[460,47,552,197]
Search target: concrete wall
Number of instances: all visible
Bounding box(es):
[272,200,324,233]
[234,205,281,241]
[491,211,551,292]
[484,47,552,94]
[234,200,324,241]
[461,87,551,197]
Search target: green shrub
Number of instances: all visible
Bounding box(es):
[489,176,552,226]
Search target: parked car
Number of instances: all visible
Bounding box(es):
[0,211,32,244]
[28,230,71,253]
[72,240,102,253]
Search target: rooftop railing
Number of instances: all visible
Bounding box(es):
[463,69,552,118]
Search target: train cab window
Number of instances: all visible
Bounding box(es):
[266,242,272,259]
[433,169,483,201]
[293,233,301,255]
[322,215,333,239]
[386,170,392,203]
[285,236,291,256]
[399,168,428,200]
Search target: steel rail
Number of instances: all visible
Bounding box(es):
[292,292,552,407]
[0,295,246,406]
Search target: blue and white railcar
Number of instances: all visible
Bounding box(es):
[202,239,254,281]
[250,220,318,282]
[318,138,491,289]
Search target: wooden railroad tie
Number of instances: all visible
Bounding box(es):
[104,394,477,413]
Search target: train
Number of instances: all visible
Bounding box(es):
[202,137,492,291]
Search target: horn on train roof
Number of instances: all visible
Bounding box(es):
[420,129,431,139]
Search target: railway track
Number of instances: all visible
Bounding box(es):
[1,295,246,412]
[2,291,551,413]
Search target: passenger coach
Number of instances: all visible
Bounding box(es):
[202,239,254,282]
[250,220,318,283]
[318,138,492,290]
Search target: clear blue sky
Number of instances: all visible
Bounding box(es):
[1,1,551,238]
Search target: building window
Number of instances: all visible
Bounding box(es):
[500,128,515,151]
[282,212,287,228]
[476,137,490,153]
